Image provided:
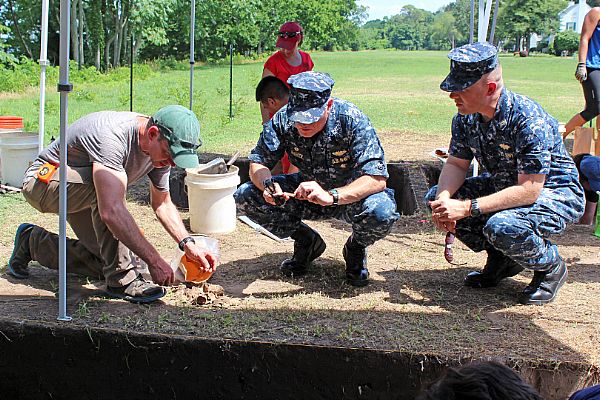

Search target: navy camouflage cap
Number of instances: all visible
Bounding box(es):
[580,155,600,192]
[287,71,335,124]
[440,42,498,92]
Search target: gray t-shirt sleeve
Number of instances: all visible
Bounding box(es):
[148,167,170,192]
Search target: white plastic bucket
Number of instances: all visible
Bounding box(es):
[185,165,240,234]
[0,132,38,187]
[0,127,23,182]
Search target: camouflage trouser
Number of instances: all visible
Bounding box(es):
[425,174,584,271]
[234,173,400,247]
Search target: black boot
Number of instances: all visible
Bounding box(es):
[280,223,326,276]
[518,259,567,305]
[464,247,523,288]
[343,236,369,287]
[7,223,35,279]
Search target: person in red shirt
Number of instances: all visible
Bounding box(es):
[262,21,314,98]
[261,21,313,174]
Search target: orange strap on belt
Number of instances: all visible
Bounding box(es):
[36,162,58,184]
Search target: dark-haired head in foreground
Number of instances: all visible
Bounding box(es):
[417,361,542,400]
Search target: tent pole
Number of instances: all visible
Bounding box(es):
[189,0,195,110]
[229,44,233,120]
[57,0,72,322]
[478,0,485,42]
[38,0,50,153]
[490,0,500,43]
[470,0,475,43]
[129,33,133,112]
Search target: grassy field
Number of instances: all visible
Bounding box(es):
[0,50,584,155]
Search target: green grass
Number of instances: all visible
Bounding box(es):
[0,50,583,155]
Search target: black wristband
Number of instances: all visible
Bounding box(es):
[178,236,195,251]
[328,188,339,206]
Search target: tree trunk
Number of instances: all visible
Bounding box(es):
[7,0,33,59]
[95,48,101,70]
[114,1,128,67]
[105,35,115,68]
[78,0,85,66]
[122,23,129,65]
[113,4,120,67]
[133,37,143,56]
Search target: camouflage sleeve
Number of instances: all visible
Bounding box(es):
[347,110,388,179]
[448,114,473,160]
[248,114,286,170]
[515,116,551,175]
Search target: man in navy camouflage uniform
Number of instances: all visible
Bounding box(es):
[426,42,584,305]
[235,71,399,286]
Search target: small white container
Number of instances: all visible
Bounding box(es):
[0,131,39,187]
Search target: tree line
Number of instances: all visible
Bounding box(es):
[0,0,365,70]
[0,0,596,73]
[356,0,596,52]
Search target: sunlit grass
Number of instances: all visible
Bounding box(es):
[0,50,582,155]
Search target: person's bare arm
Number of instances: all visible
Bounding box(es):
[249,161,272,191]
[249,161,284,206]
[579,8,600,63]
[294,175,387,206]
[477,173,545,213]
[262,68,274,78]
[431,173,545,225]
[150,185,218,272]
[434,156,471,200]
[332,175,386,205]
[578,200,597,225]
[429,156,470,232]
[92,163,173,285]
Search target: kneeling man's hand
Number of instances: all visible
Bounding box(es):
[150,259,175,286]
[184,242,219,273]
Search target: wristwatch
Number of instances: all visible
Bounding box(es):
[178,236,196,251]
[470,198,481,217]
[328,188,339,206]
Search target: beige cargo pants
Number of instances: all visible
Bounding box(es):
[21,165,145,287]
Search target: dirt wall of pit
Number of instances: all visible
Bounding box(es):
[0,319,596,400]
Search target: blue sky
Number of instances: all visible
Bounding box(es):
[357,0,453,21]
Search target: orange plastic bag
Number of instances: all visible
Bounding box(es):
[170,236,219,284]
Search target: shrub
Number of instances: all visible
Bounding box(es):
[554,30,579,56]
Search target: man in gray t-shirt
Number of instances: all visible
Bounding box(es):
[7,105,218,303]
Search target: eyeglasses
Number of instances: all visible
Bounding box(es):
[156,123,200,151]
[277,31,301,38]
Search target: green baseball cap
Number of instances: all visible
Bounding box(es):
[152,105,201,168]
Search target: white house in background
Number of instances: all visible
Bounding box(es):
[529,0,590,50]
[559,0,590,33]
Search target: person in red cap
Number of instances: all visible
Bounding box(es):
[261,21,314,174]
